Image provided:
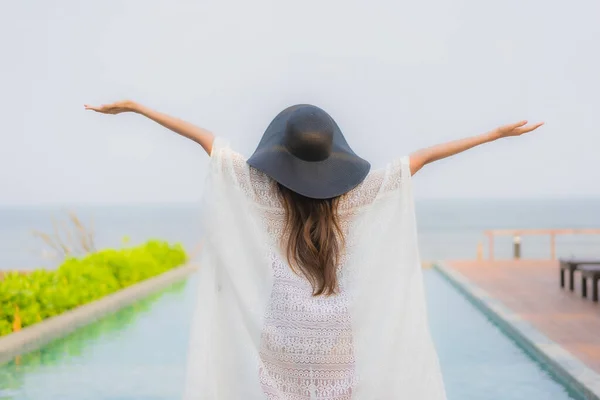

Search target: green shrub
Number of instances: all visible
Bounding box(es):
[0,240,187,337]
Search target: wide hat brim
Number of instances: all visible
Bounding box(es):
[247,105,371,199]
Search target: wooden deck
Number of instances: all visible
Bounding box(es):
[445,260,600,375]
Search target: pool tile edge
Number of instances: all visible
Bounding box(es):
[434,262,600,400]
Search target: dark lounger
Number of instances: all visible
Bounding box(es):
[559,259,600,291]
[580,264,600,302]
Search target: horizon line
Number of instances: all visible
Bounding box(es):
[2,196,600,208]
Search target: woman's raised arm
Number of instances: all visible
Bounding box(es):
[409,120,544,176]
[85,100,215,155]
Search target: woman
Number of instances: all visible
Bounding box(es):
[86,101,543,399]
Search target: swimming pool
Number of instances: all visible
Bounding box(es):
[0,270,582,400]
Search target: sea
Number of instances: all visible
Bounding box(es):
[1,198,600,270]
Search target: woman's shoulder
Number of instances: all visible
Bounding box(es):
[248,167,283,209]
[338,157,410,211]
[339,167,386,210]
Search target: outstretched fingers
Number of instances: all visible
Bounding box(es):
[509,120,528,129]
[84,104,123,114]
[84,104,105,112]
[517,122,545,134]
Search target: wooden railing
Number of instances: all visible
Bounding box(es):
[482,229,600,260]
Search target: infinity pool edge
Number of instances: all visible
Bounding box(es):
[434,262,600,400]
[0,264,199,366]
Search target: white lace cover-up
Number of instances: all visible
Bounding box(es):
[183,138,447,400]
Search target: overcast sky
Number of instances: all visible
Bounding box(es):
[1,0,599,205]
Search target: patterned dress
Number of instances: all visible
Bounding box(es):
[228,151,398,399]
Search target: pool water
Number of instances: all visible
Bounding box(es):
[0,270,581,400]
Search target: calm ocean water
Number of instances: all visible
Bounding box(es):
[1,198,600,270]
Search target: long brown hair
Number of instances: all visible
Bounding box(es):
[276,182,345,296]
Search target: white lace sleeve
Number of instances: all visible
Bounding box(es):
[339,156,411,212]
[209,137,280,208]
[210,137,252,192]
[382,155,411,193]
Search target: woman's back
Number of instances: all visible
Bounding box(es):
[215,145,412,399]
[259,247,354,399]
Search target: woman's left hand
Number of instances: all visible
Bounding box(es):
[491,120,544,139]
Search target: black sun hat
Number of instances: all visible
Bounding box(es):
[247,104,371,199]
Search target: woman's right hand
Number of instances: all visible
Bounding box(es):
[84,99,215,154]
[84,100,139,115]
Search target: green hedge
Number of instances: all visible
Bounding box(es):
[0,240,187,337]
